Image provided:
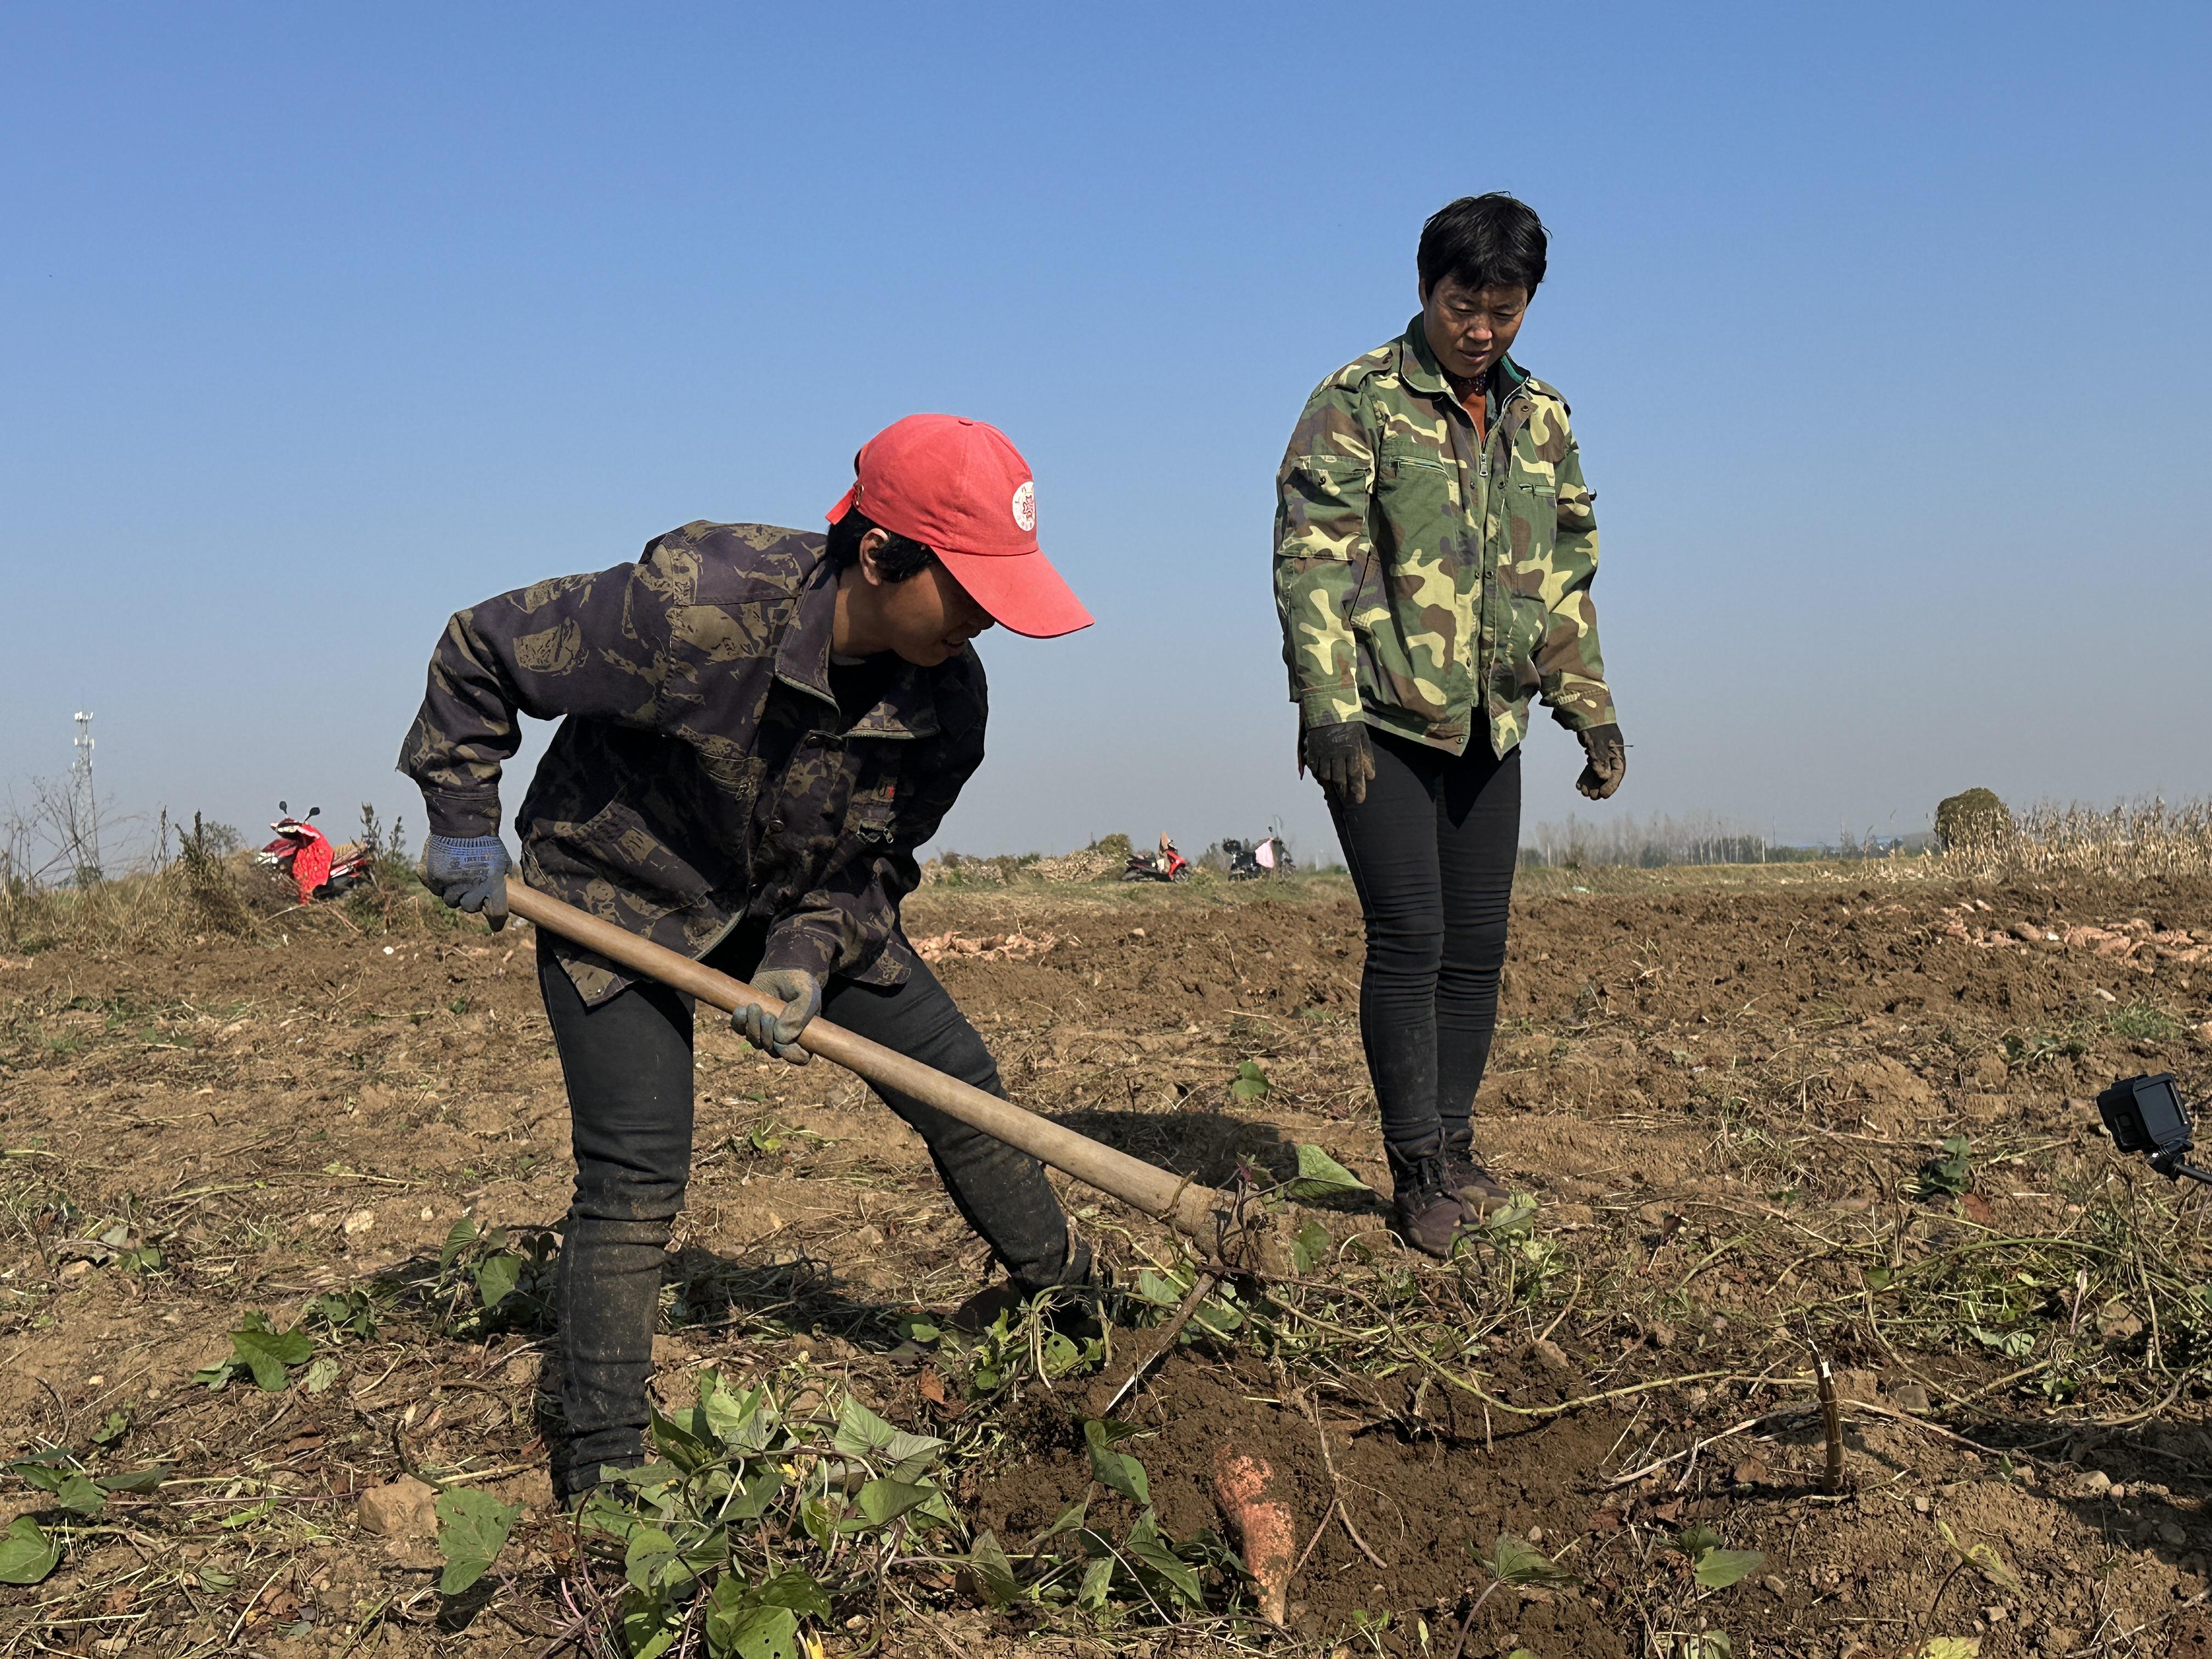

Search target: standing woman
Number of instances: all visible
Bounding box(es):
[1272,194,1627,1257]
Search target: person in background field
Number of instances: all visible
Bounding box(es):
[1272,193,1627,1257]
[397,415,1097,1502]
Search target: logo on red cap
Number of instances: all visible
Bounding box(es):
[1011,481,1036,534]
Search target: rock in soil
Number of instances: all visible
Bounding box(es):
[357,1475,438,1538]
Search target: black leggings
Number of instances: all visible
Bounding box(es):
[537,930,1084,1496]
[1326,731,1521,1177]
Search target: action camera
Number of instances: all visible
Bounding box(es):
[2098,1073,2212,1184]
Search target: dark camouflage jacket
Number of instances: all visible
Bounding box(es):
[397,522,985,1005]
[1273,318,1615,757]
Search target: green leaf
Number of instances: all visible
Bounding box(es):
[798,1497,838,1550]
[856,1479,933,1527]
[51,1474,106,1517]
[89,1410,129,1447]
[0,1516,60,1585]
[94,1465,168,1495]
[1863,1265,1894,1291]
[648,1403,714,1472]
[231,1322,314,1392]
[1229,1060,1271,1102]
[703,1574,824,1659]
[1489,1533,1576,1586]
[1285,1142,1368,1199]
[7,1455,73,1495]
[1678,1522,1723,1560]
[435,1486,520,1595]
[1076,1554,1114,1609]
[699,1378,754,1446]
[1678,1637,1735,1659]
[1917,1135,1973,1198]
[475,1252,523,1311]
[726,1468,785,1522]
[1693,1548,1767,1589]
[832,1396,900,1455]
[623,1525,686,1593]
[721,1606,800,1659]
[1483,1199,1540,1240]
[1035,1495,1090,1543]
[624,1587,679,1659]
[1133,1268,1186,1307]
[1084,1419,1150,1505]
[303,1356,342,1394]
[1290,1220,1336,1274]
[754,1571,830,1619]
[968,1530,1020,1607]
[831,1397,941,1470]
[1124,1509,1204,1607]
[439,1216,478,1270]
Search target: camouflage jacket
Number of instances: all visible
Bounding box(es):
[1272,317,1615,757]
[397,522,985,1006]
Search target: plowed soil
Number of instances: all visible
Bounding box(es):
[3,865,2211,1656]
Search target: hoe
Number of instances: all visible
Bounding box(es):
[501,876,1261,1260]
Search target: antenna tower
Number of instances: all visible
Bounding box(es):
[71,710,101,882]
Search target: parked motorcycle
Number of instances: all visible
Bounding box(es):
[1122,834,1192,883]
[1223,832,1295,881]
[259,803,374,905]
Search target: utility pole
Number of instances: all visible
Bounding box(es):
[71,710,101,885]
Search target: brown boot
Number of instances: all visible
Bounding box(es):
[1389,1149,1467,1260]
[1443,1144,1511,1218]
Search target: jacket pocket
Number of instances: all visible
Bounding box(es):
[1373,441,1461,573]
[1504,470,1558,569]
[551,794,717,918]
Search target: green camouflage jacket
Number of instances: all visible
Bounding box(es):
[1273,317,1615,757]
[397,522,985,1006]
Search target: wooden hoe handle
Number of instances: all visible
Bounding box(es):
[502,876,1232,1257]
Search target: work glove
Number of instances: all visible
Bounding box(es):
[1575,724,1628,802]
[421,834,511,929]
[735,968,823,1065]
[1301,721,1376,806]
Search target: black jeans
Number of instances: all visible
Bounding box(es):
[537,928,1085,1497]
[1326,730,1521,1183]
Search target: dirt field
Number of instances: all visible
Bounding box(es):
[4,864,2212,1657]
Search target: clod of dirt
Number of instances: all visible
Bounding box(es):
[357,1475,438,1538]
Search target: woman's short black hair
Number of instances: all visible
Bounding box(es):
[1417,193,1548,299]
[825,510,936,582]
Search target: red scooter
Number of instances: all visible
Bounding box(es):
[259,804,373,906]
[1122,834,1192,883]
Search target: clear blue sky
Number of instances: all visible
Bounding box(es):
[3,3,2207,870]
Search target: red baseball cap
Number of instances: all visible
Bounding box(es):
[826,414,1093,639]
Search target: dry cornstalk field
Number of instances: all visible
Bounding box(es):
[3,857,2212,1659]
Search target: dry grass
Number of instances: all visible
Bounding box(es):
[1940,798,2212,881]
[0,864,238,956]
[0,843,449,957]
